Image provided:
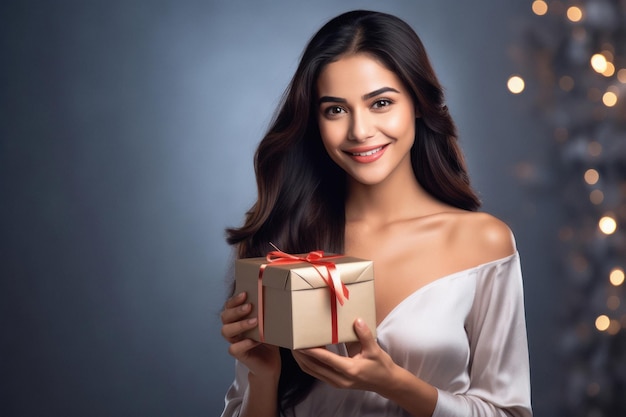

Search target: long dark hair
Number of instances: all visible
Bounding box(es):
[225,10,480,414]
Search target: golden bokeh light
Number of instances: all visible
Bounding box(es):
[608,320,621,335]
[602,91,618,107]
[584,169,599,185]
[599,216,617,235]
[603,62,615,77]
[590,189,604,205]
[606,320,622,336]
[567,6,583,22]
[591,54,607,73]
[610,267,625,286]
[595,314,610,331]
[618,69,626,83]
[507,75,525,94]
[532,0,548,15]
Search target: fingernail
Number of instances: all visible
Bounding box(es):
[237,292,246,299]
[247,317,257,325]
[239,303,251,312]
[355,318,364,328]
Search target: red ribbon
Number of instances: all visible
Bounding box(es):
[257,249,349,345]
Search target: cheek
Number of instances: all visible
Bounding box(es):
[318,121,344,149]
[383,111,415,142]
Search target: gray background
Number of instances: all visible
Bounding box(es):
[1,1,561,416]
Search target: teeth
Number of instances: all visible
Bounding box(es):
[352,146,383,156]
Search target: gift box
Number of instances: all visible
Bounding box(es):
[234,250,376,349]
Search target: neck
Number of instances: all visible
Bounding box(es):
[345,159,446,225]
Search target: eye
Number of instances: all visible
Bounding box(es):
[372,99,392,109]
[323,105,347,116]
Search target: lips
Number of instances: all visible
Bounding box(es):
[343,144,389,163]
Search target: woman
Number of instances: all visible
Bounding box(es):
[220,10,532,417]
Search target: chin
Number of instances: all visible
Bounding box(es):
[347,172,390,186]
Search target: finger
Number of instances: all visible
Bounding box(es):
[293,351,330,376]
[221,316,258,340]
[353,318,377,354]
[296,347,350,373]
[220,300,252,325]
[224,291,247,310]
[291,350,311,370]
[293,351,351,388]
[228,338,261,358]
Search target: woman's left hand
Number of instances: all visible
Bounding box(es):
[292,318,398,393]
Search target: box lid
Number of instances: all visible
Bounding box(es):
[238,255,373,291]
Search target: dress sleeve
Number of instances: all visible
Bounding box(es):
[433,253,532,417]
[220,360,249,417]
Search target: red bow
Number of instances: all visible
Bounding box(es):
[257,248,349,345]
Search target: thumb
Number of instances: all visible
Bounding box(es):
[354,318,377,352]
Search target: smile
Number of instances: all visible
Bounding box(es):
[350,146,384,157]
[343,144,389,163]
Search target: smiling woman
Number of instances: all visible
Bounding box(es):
[219,10,532,417]
[316,54,417,186]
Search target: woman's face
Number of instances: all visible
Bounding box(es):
[316,53,417,186]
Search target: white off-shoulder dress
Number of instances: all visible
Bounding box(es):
[221,252,532,417]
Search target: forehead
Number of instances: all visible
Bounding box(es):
[316,53,404,96]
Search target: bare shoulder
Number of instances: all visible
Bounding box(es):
[448,211,517,266]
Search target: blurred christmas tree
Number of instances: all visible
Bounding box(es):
[509,1,626,415]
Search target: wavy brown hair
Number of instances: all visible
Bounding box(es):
[225,10,481,414]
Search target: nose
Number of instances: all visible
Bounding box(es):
[348,110,375,142]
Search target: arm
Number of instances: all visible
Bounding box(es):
[221,360,280,417]
[433,253,532,417]
[220,292,281,417]
[429,214,531,416]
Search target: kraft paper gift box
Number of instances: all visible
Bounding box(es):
[234,251,376,349]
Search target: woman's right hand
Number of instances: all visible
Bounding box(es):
[220,292,281,380]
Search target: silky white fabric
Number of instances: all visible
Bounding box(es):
[221,252,532,417]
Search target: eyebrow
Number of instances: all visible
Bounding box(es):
[318,86,400,105]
